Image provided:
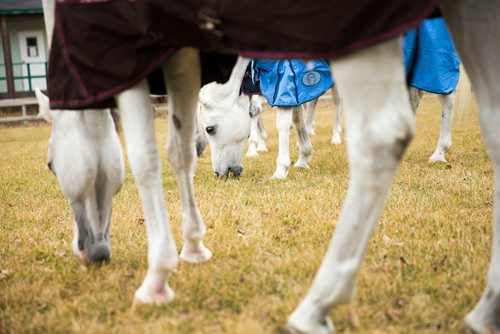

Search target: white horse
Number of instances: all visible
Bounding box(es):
[43,0,499,333]
[42,0,213,305]
[196,61,313,179]
[304,77,470,164]
[196,57,252,178]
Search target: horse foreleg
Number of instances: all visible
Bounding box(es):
[257,112,269,152]
[272,107,293,179]
[246,112,261,157]
[330,86,343,145]
[254,95,269,152]
[305,98,319,136]
[439,0,500,332]
[408,86,424,112]
[429,92,454,163]
[293,106,312,169]
[116,80,177,304]
[287,37,415,334]
[163,48,212,263]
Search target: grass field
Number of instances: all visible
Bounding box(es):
[0,95,493,333]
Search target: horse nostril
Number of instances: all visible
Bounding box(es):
[229,165,243,177]
[215,171,220,177]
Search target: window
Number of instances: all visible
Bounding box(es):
[26,37,38,57]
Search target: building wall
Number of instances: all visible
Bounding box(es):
[8,16,47,92]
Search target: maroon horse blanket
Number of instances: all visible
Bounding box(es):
[48,0,436,109]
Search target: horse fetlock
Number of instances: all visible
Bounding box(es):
[257,140,268,152]
[148,242,179,273]
[182,217,206,241]
[299,144,312,160]
[294,160,310,169]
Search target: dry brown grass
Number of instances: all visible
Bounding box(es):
[0,94,492,333]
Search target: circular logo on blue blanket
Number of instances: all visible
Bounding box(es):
[302,71,321,86]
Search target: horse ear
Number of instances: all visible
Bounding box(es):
[35,87,53,123]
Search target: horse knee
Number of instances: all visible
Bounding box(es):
[167,141,195,173]
[128,146,162,186]
[350,120,414,178]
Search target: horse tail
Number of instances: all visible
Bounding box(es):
[35,87,53,123]
[454,63,472,120]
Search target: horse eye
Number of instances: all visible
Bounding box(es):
[205,126,216,135]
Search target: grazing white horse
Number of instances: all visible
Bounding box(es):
[196,57,252,178]
[197,61,314,179]
[42,0,212,305]
[43,0,499,333]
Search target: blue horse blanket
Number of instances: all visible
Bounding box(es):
[403,18,460,94]
[252,59,334,107]
[247,18,457,108]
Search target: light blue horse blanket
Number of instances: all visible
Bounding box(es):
[252,59,333,107]
[403,17,460,95]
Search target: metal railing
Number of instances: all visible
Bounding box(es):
[0,61,48,93]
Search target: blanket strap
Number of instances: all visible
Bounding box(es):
[406,26,420,88]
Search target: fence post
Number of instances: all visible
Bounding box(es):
[27,63,32,92]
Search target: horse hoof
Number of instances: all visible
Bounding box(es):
[330,137,342,145]
[429,153,447,163]
[180,242,212,263]
[465,294,500,334]
[271,167,289,179]
[257,145,268,152]
[133,283,175,306]
[246,151,259,158]
[294,161,310,169]
[284,316,334,334]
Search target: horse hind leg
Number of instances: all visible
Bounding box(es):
[287,37,415,334]
[163,48,212,263]
[254,96,269,152]
[246,112,260,157]
[408,86,424,112]
[330,86,343,145]
[257,113,269,152]
[115,80,177,305]
[429,92,454,163]
[439,0,500,332]
[305,98,319,136]
[293,105,313,169]
[272,107,293,179]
